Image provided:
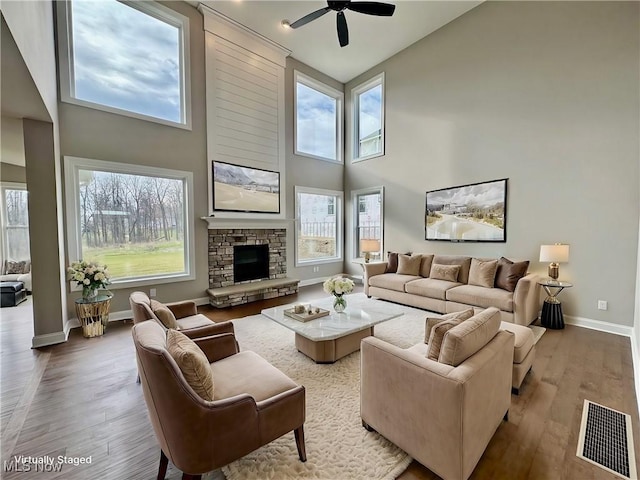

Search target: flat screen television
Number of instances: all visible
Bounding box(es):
[425,178,507,242]
[212,161,281,214]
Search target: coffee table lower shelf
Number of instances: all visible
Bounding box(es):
[295,327,374,364]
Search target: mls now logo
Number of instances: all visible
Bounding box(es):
[3,459,63,473]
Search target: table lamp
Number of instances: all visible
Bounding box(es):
[360,239,381,263]
[539,244,569,280]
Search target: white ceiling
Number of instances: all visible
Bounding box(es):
[196,1,482,83]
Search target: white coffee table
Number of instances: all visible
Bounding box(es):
[261,295,404,363]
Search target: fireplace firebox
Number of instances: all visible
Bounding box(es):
[234,244,269,283]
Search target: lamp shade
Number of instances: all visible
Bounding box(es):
[360,239,381,253]
[539,244,569,263]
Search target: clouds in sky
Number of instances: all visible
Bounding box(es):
[296,83,337,160]
[358,84,381,139]
[71,0,181,122]
[429,181,506,208]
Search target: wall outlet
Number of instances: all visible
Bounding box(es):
[150,288,157,298]
[597,300,608,311]
[313,266,319,273]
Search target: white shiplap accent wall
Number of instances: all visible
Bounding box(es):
[199,5,290,219]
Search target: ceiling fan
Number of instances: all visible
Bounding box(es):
[288,1,396,48]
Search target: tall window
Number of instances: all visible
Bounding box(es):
[58,0,191,128]
[294,71,344,163]
[352,73,385,161]
[295,187,343,265]
[64,157,194,286]
[0,184,30,261]
[353,187,384,261]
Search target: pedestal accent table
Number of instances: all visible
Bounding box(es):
[538,280,573,330]
[74,293,113,338]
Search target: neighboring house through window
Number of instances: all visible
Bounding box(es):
[294,71,344,163]
[64,157,195,287]
[353,187,384,261]
[295,186,344,266]
[57,0,191,128]
[352,73,385,161]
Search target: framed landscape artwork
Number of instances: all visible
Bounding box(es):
[425,178,508,242]
[212,161,280,214]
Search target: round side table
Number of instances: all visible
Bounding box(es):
[538,280,573,330]
[74,293,114,338]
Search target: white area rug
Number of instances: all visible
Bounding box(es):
[216,294,546,480]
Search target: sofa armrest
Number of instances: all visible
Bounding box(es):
[194,332,239,362]
[363,262,387,296]
[166,300,198,319]
[513,273,541,326]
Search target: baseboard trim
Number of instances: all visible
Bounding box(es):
[564,315,633,337]
[299,277,326,287]
[31,331,67,349]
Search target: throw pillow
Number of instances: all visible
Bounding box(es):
[468,258,499,288]
[166,329,214,401]
[438,307,501,366]
[5,260,28,275]
[150,299,180,330]
[429,263,461,282]
[385,251,412,273]
[419,254,435,277]
[424,308,474,343]
[495,257,530,292]
[397,254,421,276]
[426,319,464,361]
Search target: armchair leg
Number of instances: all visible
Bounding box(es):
[294,425,307,462]
[362,420,375,432]
[182,475,201,480]
[157,450,168,480]
[504,410,509,422]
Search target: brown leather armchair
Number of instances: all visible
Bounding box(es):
[132,320,306,480]
[129,291,232,339]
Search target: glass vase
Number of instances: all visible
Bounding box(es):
[333,294,347,313]
[82,286,99,301]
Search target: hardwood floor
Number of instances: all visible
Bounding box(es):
[1,286,638,479]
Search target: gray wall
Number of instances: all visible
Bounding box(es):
[344,1,640,326]
[0,164,26,184]
[284,57,345,284]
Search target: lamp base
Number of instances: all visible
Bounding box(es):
[364,252,371,263]
[548,263,559,280]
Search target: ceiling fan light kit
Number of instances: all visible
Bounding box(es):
[288,0,396,47]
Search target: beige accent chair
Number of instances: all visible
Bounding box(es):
[129,291,230,339]
[132,320,306,480]
[360,307,514,480]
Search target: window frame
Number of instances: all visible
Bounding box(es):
[0,182,30,262]
[294,70,344,164]
[56,0,192,130]
[352,186,384,261]
[352,72,385,162]
[63,156,195,289]
[295,186,344,267]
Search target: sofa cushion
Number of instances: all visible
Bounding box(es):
[468,258,498,288]
[419,254,435,277]
[438,307,502,367]
[167,329,215,401]
[426,318,465,361]
[430,264,460,282]
[500,321,535,364]
[405,278,462,300]
[425,308,474,343]
[385,251,411,273]
[495,257,529,292]
[397,254,422,276]
[177,314,216,331]
[433,255,472,284]
[370,273,420,292]
[150,299,179,329]
[446,285,514,312]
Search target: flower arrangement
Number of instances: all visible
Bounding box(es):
[67,260,111,299]
[323,276,355,312]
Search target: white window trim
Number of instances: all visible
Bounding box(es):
[0,182,29,262]
[352,72,385,163]
[63,156,195,290]
[56,0,192,130]
[294,70,344,164]
[295,186,344,267]
[351,186,384,261]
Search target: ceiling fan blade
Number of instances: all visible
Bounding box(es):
[289,7,331,29]
[347,1,396,16]
[336,11,349,47]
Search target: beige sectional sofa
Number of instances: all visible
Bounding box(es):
[364,254,540,326]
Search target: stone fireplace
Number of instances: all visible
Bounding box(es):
[207,228,298,307]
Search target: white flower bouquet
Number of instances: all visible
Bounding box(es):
[323,276,355,296]
[67,260,111,298]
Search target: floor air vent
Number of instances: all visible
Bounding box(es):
[577,400,637,479]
